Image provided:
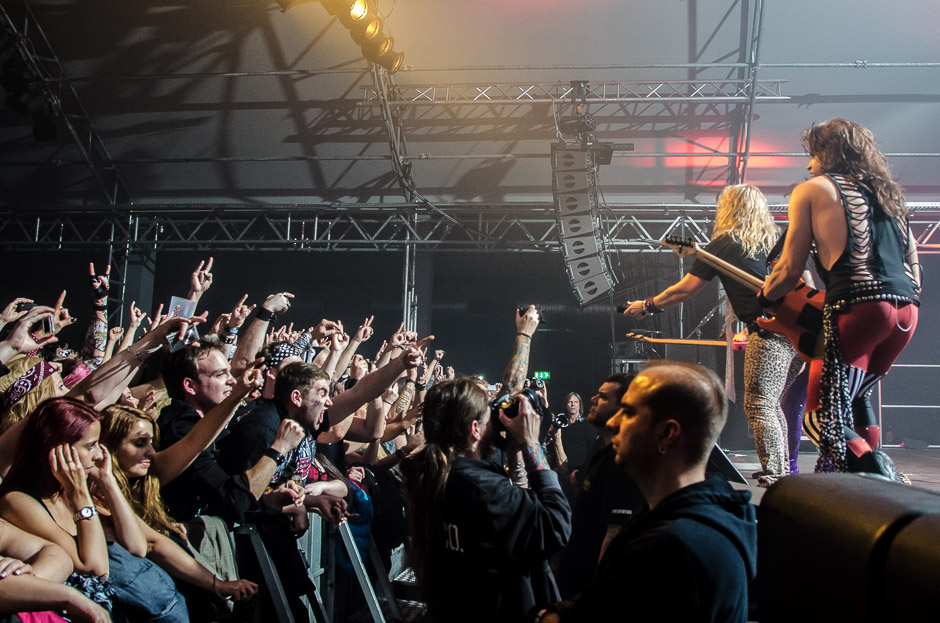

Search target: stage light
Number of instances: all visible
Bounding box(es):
[559,114,597,137]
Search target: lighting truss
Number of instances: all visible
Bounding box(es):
[4,203,939,253]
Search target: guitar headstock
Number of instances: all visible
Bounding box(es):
[661,236,699,258]
[624,332,650,342]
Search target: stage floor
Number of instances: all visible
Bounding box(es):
[725,446,940,503]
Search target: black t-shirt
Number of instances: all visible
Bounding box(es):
[687,235,767,325]
[556,443,647,599]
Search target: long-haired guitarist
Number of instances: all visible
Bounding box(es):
[760,118,921,479]
[623,184,803,487]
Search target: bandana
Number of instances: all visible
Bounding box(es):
[265,342,301,369]
[63,362,93,388]
[1,361,55,411]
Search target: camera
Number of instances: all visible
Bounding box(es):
[489,387,550,423]
[552,411,570,430]
[528,376,545,390]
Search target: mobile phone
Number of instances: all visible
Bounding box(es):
[43,315,55,333]
[16,302,36,312]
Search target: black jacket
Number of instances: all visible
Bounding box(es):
[426,457,571,623]
[157,399,256,525]
[558,475,757,623]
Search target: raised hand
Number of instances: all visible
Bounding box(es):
[262,291,294,315]
[309,318,342,340]
[272,418,305,454]
[88,262,110,304]
[108,326,124,342]
[0,297,33,326]
[127,301,147,330]
[331,330,349,353]
[190,257,214,297]
[516,304,540,337]
[400,335,435,369]
[0,305,57,354]
[228,294,255,330]
[52,290,77,334]
[354,315,375,342]
[389,322,406,348]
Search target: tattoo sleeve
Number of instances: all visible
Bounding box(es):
[500,334,531,392]
[521,442,550,472]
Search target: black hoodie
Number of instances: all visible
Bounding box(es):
[558,474,757,623]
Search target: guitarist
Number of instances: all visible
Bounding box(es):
[760,119,921,479]
[623,184,803,487]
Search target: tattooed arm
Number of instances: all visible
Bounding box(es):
[500,305,540,393]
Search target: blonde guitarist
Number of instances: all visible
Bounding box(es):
[623,184,802,487]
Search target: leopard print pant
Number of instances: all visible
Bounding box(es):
[743,331,804,479]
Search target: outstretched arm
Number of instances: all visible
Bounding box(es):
[501,305,540,392]
[622,272,708,319]
[150,367,264,484]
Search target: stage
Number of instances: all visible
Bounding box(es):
[727,446,940,504]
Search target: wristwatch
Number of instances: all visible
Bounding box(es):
[73,506,98,522]
[263,447,287,466]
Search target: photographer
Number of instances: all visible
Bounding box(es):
[401,307,571,623]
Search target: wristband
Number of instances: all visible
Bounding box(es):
[643,296,661,314]
[414,381,426,391]
[516,332,532,340]
[255,308,276,323]
[395,447,411,460]
[263,447,286,466]
[404,378,417,386]
[225,326,239,335]
[92,304,107,312]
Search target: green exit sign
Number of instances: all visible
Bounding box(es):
[533,371,551,380]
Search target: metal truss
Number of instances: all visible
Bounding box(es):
[0,1,131,205]
[361,79,789,107]
[4,203,939,253]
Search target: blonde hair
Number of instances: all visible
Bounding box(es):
[100,404,183,538]
[712,184,778,258]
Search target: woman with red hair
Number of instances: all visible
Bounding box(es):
[0,397,188,621]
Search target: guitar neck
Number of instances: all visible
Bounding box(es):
[638,337,729,347]
[690,247,765,292]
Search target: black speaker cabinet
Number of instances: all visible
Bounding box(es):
[758,474,940,622]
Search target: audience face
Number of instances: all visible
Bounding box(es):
[587,381,623,429]
[73,420,105,473]
[190,349,236,410]
[608,374,660,477]
[295,378,332,430]
[114,418,156,478]
[565,395,581,418]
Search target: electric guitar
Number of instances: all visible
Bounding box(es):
[660,236,824,362]
[625,332,747,350]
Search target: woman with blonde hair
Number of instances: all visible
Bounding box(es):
[623,184,803,486]
[99,404,257,615]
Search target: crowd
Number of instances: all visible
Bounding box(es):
[0,118,921,623]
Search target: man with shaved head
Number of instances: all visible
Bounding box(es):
[537,361,757,623]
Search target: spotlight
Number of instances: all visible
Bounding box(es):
[559,114,597,137]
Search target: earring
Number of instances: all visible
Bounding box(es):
[658,446,667,455]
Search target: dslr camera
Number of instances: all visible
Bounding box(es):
[489,387,551,424]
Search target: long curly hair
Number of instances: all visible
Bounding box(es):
[802,118,907,222]
[711,184,778,258]
[0,397,102,500]
[399,378,489,596]
[99,404,183,538]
